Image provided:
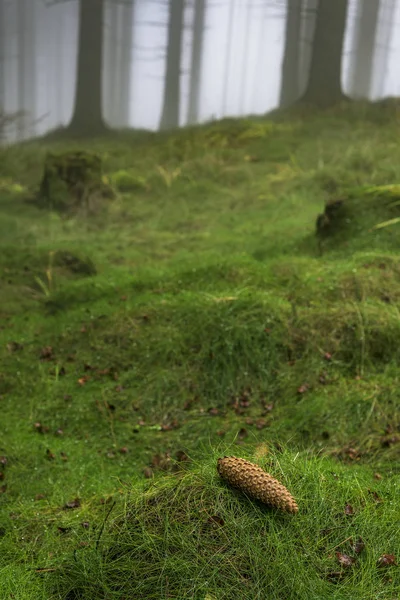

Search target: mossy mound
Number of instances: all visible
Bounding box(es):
[110,170,148,192]
[52,450,400,600]
[316,185,400,253]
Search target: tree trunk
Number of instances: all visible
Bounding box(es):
[67,0,107,135]
[118,0,134,127]
[222,0,236,115]
[17,0,36,139]
[187,0,206,125]
[0,0,5,111]
[348,0,380,99]
[298,0,317,96]
[159,0,184,130]
[279,0,302,107]
[301,0,349,107]
[104,1,119,127]
[372,0,395,98]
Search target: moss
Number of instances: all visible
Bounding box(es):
[110,170,148,192]
[34,151,115,215]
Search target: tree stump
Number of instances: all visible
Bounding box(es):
[37,151,114,215]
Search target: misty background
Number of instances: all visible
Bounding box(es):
[1,0,400,140]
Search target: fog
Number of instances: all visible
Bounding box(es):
[1,0,400,138]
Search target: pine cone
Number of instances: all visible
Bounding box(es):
[217,456,298,514]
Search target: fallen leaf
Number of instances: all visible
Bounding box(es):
[377,554,397,567]
[176,450,189,462]
[34,422,49,434]
[63,498,81,510]
[207,515,224,527]
[368,489,383,503]
[351,537,365,554]
[297,383,310,394]
[40,346,54,360]
[238,427,248,440]
[208,407,219,416]
[326,571,345,583]
[7,341,23,353]
[336,552,356,568]
[57,526,70,534]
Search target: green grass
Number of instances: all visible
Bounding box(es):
[1,100,400,599]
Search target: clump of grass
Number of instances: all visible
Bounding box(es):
[51,445,400,600]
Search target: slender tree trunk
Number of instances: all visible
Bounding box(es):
[159,0,184,130]
[118,0,134,127]
[0,0,5,111]
[372,0,396,98]
[349,0,380,99]
[298,0,317,96]
[187,0,206,125]
[239,0,252,114]
[17,0,36,139]
[301,0,349,107]
[222,0,236,115]
[67,0,107,135]
[279,0,302,107]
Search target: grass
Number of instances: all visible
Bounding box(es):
[1,99,400,599]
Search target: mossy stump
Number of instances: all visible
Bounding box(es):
[37,151,114,215]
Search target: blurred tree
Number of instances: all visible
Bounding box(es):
[301,0,349,107]
[349,0,380,99]
[279,0,302,107]
[373,0,396,98]
[159,0,185,130]
[104,0,134,127]
[67,0,107,135]
[298,0,317,96]
[17,0,37,139]
[0,0,5,110]
[187,0,206,125]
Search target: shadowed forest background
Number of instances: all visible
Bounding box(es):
[1,2,400,600]
[1,0,400,138]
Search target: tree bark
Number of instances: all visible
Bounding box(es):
[17,0,36,139]
[279,0,302,107]
[372,0,395,98]
[104,0,120,127]
[118,0,134,127]
[301,0,349,107]
[159,0,184,130]
[0,0,5,111]
[67,0,107,135]
[298,0,317,96]
[349,0,380,99]
[187,0,206,125]
[222,0,236,115]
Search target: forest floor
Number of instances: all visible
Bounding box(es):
[1,100,400,599]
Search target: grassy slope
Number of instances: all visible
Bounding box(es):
[1,101,400,599]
